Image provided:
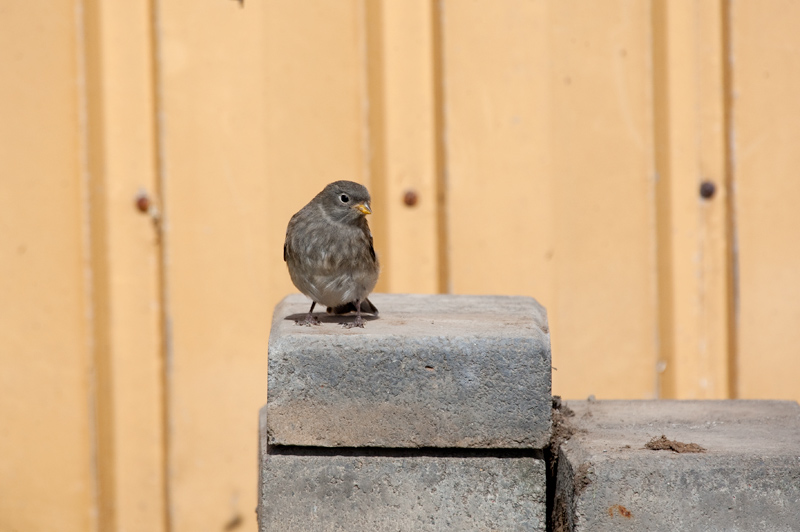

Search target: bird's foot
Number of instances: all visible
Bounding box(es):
[343,315,365,329]
[295,314,320,326]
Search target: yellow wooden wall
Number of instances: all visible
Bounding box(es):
[2,1,799,531]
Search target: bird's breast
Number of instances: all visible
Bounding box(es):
[285,219,378,307]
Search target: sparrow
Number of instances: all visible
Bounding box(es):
[284,181,380,328]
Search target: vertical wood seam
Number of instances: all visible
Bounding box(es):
[721,0,739,399]
[431,0,449,294]
[651,0,675,399]
[77,0,118,528]
[363,0,390,292]
[75,1,103,529]
[149,0,173,528]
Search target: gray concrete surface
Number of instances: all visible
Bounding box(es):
[258,408,546,532]
[554,400,800,532]
[267,293,552,449]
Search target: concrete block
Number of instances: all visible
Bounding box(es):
[554,400,800,532]
[267,294,551,449]
[258,409,546,532]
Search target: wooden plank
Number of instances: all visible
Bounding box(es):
[81,0,166,529]
[440,0,553,299]
[262,0,371,306]
[729,0,800,401]
[547,0,658,399]
[652,0,730,398]
[156,0,367,529]
[442,0,658,399]
[365,0,440,294]
[156,0,269,528]
[0,1,95,530]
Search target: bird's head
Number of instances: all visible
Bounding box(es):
[318,180,373,223]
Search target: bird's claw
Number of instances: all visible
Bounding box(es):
[343,316,365,329]
[295,314,320,326]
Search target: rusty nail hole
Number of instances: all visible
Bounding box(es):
[403,190,418,207]
[135,193,151,213]
[699,181,716,199]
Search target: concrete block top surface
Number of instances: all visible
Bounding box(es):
[555,400,800,532]
[269,293,550,339]
[563,399,800,457]
[267,293,552,449]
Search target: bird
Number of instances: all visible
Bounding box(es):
[284,181,380,328]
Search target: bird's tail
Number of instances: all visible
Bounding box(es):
[326,298,379,316]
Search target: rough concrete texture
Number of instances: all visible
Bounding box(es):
[554,400,800,532]
[258,409,546,532]
[267,293,552,449]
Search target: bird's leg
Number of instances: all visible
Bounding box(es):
[344,299,365,328]
[295,301,321,326]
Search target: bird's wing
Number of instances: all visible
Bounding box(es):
[368,230,376,262]
[283,222,292,262]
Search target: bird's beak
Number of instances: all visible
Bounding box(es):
[354,202,372,215]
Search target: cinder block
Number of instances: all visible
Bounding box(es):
[267,294,552,449]
[258,409,546,532]
[554,400,800,532]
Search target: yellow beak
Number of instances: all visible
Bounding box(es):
[354,202,372,215]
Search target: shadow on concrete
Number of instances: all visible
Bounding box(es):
[283,313,379,326]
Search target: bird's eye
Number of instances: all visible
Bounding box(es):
[339,194,350,203]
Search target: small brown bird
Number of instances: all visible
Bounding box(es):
[284,181,380,328]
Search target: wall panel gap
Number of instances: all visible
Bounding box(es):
[79,0,117,528]
[721,0,739,399]
[651,0,676,399]
[149,0,173,528]
[363,0,390,292]
[431,0,450,294]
